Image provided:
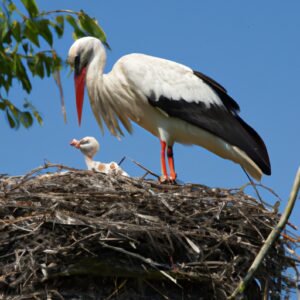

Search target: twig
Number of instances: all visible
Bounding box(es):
[5,162,80,193]
[240,182,282,203]
[144,279,169,299]
[100,242,164,269]
[39,9,79,16]
[241,167,265,207]
[118,156,126,166]
[263,279,269,300]
[53,67,67,124]
[238,208,265,242]
[100,242,180,286]
[61,231,104,250]
[104,279,127,300]
[229,167,300,299]
[126,157,160,179]
[286,221,298,231]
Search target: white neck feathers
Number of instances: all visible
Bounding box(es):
[85,44,133,138]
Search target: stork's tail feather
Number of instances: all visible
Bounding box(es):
[235,115,271,177]
[231,146,263,181]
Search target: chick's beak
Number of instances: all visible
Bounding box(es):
[70,139,80,149]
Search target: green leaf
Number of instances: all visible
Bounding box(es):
[51,54,62,72]
[43,56,52,76]
[20,111,33,128]
[3,31,12,44]
[6,110,16,128]
[8,2,17,13]
[2,98,42,129]
[78,13,95,33]
[53,16,64,38]
[23,100,43,126]
[66,15,85,39]
[13,54,32,92]
[36,19,53,46]
[34,54,45,78]
[56,15,64,25]
[29,43,34,54]
[26,57,35,74]
[72,30,85,40]
[22,74,31,92]
[11,21,22,42]
[21,0,39,18]
[7,101,19,120]
[0,52,14,91]
[53,23,63,38]
[33,110,43,125]
[12,54,18,74]
[65,15,77,28]
[24,19,39,46]
[1,21,9,42]
[78,12,107,44]
[3,75,13,93]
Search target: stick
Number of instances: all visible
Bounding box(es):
[118,156,126,166]
[229,167,300,299]
[241,167,265,206]
[100,242,180,287]
[5,162,80,193]
[126,157,160,179]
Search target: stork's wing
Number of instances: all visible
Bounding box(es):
[148,90,271,175]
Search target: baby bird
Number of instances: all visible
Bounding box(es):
[70,136,129,177]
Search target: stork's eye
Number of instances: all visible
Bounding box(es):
[74,55,81,76]
[75,55,80,65]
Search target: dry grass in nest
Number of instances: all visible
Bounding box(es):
[0,164,299,299]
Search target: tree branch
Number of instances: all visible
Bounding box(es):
[229,166,300,299]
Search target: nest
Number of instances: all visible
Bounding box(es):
[0,164,299,299]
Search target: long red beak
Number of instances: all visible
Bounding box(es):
[74,67,87,126]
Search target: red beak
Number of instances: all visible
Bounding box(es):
[74,67,87,126]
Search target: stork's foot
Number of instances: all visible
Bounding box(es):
[159,175,177,185]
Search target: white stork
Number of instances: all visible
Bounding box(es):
[70,136,129,177]
[67,37,271,182]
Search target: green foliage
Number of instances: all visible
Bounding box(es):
[0,0,109,129]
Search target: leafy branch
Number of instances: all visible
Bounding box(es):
[0,0,109,129]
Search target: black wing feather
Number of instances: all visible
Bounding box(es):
[193,70,240,113]
[148,71,271,175]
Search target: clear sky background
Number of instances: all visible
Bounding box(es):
[2,0,300,279]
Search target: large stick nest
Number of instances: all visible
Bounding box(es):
[0,164,299,299]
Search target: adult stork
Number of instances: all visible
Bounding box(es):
[68,36,271,182]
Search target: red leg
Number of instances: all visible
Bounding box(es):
[160,140,168,181]
[167,146,177,181]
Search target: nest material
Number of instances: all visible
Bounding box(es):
[0,166,298,299]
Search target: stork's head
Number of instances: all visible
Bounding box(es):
[70,136,100,158]
[68,37,105,126]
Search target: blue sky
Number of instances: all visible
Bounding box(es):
[2,1,300,253]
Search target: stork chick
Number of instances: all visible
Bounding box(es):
[70,136,129,177]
